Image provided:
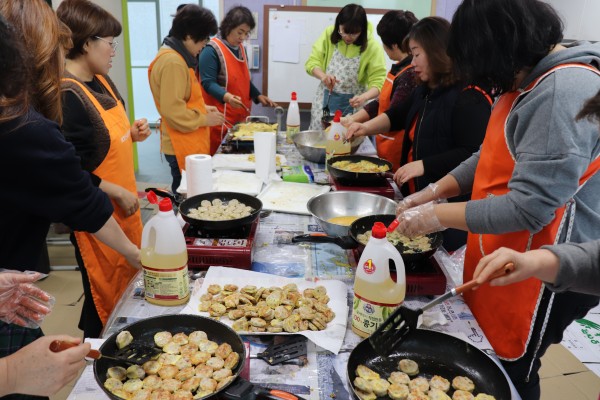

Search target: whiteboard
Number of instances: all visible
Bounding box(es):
[263,6,393,106]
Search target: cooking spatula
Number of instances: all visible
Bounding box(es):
[369,262,515,355]
[252,336,307,365]
[292,233,356,249]
[50,340,162,365]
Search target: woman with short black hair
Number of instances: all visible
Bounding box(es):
[305,4,387,130]
[342,10,419,172]
[148,4,224,193]
[390,1,600,397]
[199,5,276,154]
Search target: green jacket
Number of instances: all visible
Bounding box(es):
[305,22,387,90]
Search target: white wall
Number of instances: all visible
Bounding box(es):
[544,0,600,42]
[53,0,129,110]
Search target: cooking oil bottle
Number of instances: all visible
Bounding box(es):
[325,109,351,160]
[352,222,406,338]
[141,197,190,306]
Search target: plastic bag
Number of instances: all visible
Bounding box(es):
[0,269,55,329]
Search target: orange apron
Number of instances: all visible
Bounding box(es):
[149,49,210,170]
[202,38,252,155]
[375,64,413,172]
[463,63,600,360]
[62,75,141,325]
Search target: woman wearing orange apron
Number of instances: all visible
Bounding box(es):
[148,5,224,193]
[199,6,276,155]
[58,0,150,337]
[343,10,418,172]
[389,0,600,397]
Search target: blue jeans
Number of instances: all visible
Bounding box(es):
[164,154,181,194]
[323,90,354,116]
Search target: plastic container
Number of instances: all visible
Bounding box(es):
[282,165,314,183]
[141,197,190,306]
[286,92,300,144]
[351,222,406,338]
[325,110,350,160]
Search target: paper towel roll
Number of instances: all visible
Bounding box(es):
[185,154,212,197]
[254,131,276,184]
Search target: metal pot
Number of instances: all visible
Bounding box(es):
[306,191,397,237]
[292,130,364,164]
[347,330,511,399]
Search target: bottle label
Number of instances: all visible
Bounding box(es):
[286,125,300,143]
[352,293,402,336]
[143,264,189,301]
[362,259,376,274]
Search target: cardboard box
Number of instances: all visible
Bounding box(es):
[540,344,600,400]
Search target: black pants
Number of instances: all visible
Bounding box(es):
[70,233,103,338]
[500,288,599,399]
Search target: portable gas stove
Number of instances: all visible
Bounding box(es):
[329,175,395,199]
[351,249,447,296]
[183,218,258,269]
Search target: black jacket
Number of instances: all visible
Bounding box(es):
[385,82,492,196]
[0,109,113,271]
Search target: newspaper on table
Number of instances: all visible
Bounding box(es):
[180,266,348,354]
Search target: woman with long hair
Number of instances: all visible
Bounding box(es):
[391,1,600,397]
[342,10,419,171]
[0,0,139,398]
[306,4,387,130]
[347,17,492,251]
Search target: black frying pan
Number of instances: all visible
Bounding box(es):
[146,188,262,231]
[293,214,442,264]
[347,330,511,400]
[327,155,394,185]
[94,314,303,400]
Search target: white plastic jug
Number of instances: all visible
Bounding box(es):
[286,91,300,144]
[326,109,350,159]
[352,222,406,337]
[141,197,189,306]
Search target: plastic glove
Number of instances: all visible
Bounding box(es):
[0,270,54,329]
[394,200,447,238]
[395,183,441,216]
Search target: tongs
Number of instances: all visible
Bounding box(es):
[369,262,515,355]
[50,340,162,365]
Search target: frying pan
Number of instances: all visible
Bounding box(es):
[327,155,394,185]
[293,214,443,264]
[347,330,511,400]
[146,188,262,232]
[94,314,303,400]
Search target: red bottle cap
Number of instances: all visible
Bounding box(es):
[372,222,387,239]
[333,109,342,123]
[291,92,297,101]
[158,198,173,212]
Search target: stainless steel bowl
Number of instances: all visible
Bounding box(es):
[292,130,365,163]
[307,191,397,237]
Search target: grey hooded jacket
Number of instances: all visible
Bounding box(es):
[451,42,600,246]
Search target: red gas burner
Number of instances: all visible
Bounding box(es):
[329,175,395,199]
[183,218,258,269]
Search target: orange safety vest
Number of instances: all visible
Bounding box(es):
[463,63,600,360]
[375,64,413,172]
[148,49,210,170]
[202,38,252,155]
[62,75,141,325]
